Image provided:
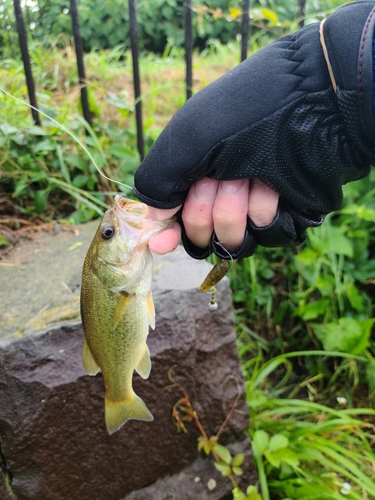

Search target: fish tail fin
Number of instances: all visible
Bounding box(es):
[105,392,154,434]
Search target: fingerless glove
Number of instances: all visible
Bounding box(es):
[135,0,375,259]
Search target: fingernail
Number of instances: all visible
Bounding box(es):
[193,179,218,201]
[220,179,245,194]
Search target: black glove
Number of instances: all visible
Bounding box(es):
[134,0,375,260]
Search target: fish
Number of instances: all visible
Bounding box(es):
[80,195,175,434]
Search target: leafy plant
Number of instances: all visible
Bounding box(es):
[245,350,375,500]
[0,88,138,223]
[232,171,375,404]
[169,368,261,498]
[1,0,349,59]
[1,0,237,55]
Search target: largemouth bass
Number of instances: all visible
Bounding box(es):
[80,195,174,434]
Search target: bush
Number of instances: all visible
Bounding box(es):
[1,0,243,56]
[1,0,347,58]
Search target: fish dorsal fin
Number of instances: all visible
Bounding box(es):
[82,337,101,375]
[146,290,155,329]
[135,344,152,379]
[113,292,134,330]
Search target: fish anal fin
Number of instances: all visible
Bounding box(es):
[113,292,134,330]
[82,337,101,375]
[135,344,152,379]
[105,392,153,434]
[146,290,155,329]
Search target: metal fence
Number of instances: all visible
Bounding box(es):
[12,0,307,161]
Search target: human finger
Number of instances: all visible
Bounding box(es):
[147,206,182,255]
[148,222,182,254]
[248,178,279,227]
[212,179,249,252]
[182,178,219,248]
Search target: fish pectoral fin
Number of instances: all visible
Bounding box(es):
[113,292,134,330]
[146,290,155,329]
[105,392,153,434]
[135,344,152,379]
[82,337,101,375]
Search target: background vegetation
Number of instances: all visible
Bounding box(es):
[1,1,374,499]
[1,0,345,56]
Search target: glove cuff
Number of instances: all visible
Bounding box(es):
[323,1,375,148]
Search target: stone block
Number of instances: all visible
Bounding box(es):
[0,221,255,499]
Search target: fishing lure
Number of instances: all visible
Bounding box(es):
[200,259,230,311]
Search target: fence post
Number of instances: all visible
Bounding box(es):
[128,0,144,161]
[13,0,41,125]
[69,0,91,126]
[298,0,306,27]
[184,0,193,100]
[240,0,250,62]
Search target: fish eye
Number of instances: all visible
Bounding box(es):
[101,225,115,241]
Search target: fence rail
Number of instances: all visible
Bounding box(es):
[13,0,307,161]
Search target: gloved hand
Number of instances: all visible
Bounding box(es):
[134,0,375,259]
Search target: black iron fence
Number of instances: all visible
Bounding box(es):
[12,0,307,161]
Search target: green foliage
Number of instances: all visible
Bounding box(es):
[0,0,350,59]
[311,317,375,355]
[0,0,239,56]
[233,485,262,500]
[233,173,375,370]
[213,444,245,477]
[231,168,375,498]
[246,351,375,500]
[0,88,138,223]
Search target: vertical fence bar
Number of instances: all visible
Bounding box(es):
[128,0,144,161]
[297,0,306,28]
[69,0,91,125]
[13,0,41,125]
[184,0,193,100]
[240,0,250,62]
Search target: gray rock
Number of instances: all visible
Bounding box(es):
[0,221,255,499]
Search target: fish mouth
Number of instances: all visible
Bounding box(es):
[114,195,146,218]
[114,195,176,226]
[113,195,176,246]
[113,195,149,232]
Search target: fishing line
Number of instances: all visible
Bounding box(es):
[212,238,234,271]
[0,87,133,192]
[203,238,234,278]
